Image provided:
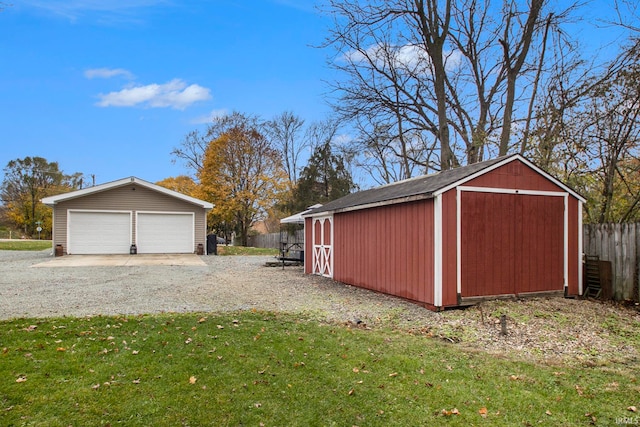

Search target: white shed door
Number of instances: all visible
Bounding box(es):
[68,211,131,254]
[137,213,194,254]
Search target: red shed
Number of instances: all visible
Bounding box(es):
[303,155,585,310]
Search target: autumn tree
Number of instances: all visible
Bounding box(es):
[198,113,288,246]
[1,157,83,237]
[155,175,198,196]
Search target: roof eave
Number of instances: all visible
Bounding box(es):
[41,176,214,209]
[304,193,433,217]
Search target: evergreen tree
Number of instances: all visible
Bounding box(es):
[291,141,354,212]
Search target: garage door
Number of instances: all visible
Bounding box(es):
[68,211,131,254]
[136,213,194,254]
[460,192,564,297]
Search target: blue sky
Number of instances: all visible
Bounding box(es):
[1,0,335,184]
[1,1,637,187]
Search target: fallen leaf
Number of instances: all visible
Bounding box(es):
[254,402,262,408]
[353,367,360,373]
[91,384,100,390]
[132,350,139,355]
[132,379,140,384]
[198,317,207,323]
[217,325,224,329]
[628,406,637,412]
[56,347,66,352]
[25,325,37,332]
[451,408,460,415]
[479,407,488,418]
[546,410,552,416]
[388,372,398,377]
[184,338,193,344]
[189,376,197,384]
[585,413,597,423]
[348,389,355,395]
[15,376,27,383]
[509,375,520,381]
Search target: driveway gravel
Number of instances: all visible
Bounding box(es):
[0,250,434,325]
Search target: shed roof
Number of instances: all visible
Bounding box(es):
[41,176,214,209]
[305,154,584,216]
[280,204,323,224]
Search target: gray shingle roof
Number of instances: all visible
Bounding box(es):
[305,155,515,215]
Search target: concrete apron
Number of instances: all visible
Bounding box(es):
[32,254,207,267]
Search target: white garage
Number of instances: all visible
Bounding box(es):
[136,212,194,254]
[42,177,213,255]
[68,210,132,254]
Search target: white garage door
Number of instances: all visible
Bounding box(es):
[68,211,131,254]
[137,212,194,254]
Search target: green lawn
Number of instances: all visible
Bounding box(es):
[0,240,51,251]
[217,245,279,256]
[0,311,636,426]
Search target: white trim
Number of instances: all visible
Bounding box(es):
[67,209,132,254]
[311,215,334,278]
[42,176,213,209]
[564,194,569,287]
[433,194,443,307]
[456,188,462,295]
[434,154,586,202]
[578,201,584,295]
[456,187,568,297]
[457,186,567,197]
[135,211,195,253]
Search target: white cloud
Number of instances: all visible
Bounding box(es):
[341,43,462,74]
[84,67,134,79]
[96,79,212,110]
[190,109,228,125]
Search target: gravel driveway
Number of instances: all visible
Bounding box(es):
[0,250,435,325]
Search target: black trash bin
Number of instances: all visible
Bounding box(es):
[207,234,218,255]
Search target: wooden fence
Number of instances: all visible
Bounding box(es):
[583,223,639,301]
[247,230,305,249]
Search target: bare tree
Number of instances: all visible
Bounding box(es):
[323,0,572,179]
[531,39,640,223]
[497,0,545,155]
[170,130,209,180]
[266,112,306,187]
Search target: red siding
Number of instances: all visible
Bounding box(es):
[459,192,564,298]
[307,158,583,309]
[440,159,580,306]
[333,199,435,306]
[441,190,458,306]
[464,161,564,192]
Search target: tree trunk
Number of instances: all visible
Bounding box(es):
[498,0,545,156]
